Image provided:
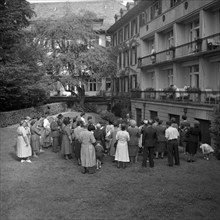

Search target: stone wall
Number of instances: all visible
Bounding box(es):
[0,102,67,127]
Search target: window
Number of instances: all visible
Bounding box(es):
[150,71,155,87]
[87,79,101,92]
[131,18,138,36]
[189,19,200,52]
[170,0,182,7]
[150,111,158,120]
[124,24,130,41]
[166,30,174,56]
[189,65,199,88]
[130,47,137,65]
[88,79,97,91]
[113,33,117,46]
[130,75,137,89]
[118,29,123,44]
[106,78,111,91]
[167,69,173,86]
[151,0,162,20]
[139,12,146,27]
[123,50,129,67]
[167,30,174,48]
[118,52,122,69]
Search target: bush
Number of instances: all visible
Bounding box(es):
[112,101,130,118]
[100,111,117,123]
[210,104,220,159]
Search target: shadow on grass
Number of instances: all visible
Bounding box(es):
[9,144,19,161]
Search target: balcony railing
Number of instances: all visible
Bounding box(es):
[130,90,220,105]
[138,33,220,68]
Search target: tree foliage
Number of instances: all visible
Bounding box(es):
[210,104,220,159]
[32,9,117,106]
[0,0,50,111]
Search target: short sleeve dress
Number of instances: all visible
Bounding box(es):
[17,126,32,158]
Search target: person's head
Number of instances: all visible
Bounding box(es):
[87,116,92,121]
[88,124,96,132]
[96,140,102,146]
[143,120,148,126]
[57,114,63,119]
[158,120,163,125]
[171,117,176,123]
[130,119,137,127]
[63,117,70,126]
[30,119,37,126]
[96,123,101,129]
[76,120,82,127]
[194,121,200,128]
[154,116,159,123]
[81,122,87,129]
[126,113,130,118]
[20,120,27,127]
[80,112,85,117]
[25,116,31,122]
[182,115,187,120]
[113,120,119,127]
[121,123,127,131]
[148,119,153,126]
[72,116,77,123]
[166,121,172,127]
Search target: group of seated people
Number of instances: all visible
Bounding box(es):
[16,113,214,174]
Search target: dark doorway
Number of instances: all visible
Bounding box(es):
[195,119,211,144]
[136,108,142,126]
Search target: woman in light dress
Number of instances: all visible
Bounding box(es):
[79,123,96,174]
[16,120,32,163]
[108,121,120,162]
[115,123,130,169]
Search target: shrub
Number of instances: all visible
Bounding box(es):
[100,111,117,123]
[209,104,220,159]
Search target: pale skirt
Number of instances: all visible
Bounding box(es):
[81,144,96,167]
[17,135,32,158]
[115,141,130,162]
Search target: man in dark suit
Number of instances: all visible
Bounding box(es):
[142,119,157,168]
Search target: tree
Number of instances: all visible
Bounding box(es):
[210,104,220,159]
[0,0,51,111]
[33,10,117,106]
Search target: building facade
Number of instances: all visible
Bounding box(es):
[108,0,220,144]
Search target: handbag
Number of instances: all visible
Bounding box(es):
[114,140,118,149]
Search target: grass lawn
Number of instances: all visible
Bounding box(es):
[0,112,220,220]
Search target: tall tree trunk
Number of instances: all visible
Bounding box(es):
[78,85,85,107]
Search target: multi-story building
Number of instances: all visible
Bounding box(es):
[31,0,126,97]
[108,0,220,144]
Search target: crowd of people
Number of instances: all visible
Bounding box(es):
[16,112,215,173]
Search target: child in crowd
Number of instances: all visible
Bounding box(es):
[95,141,104,170]
[200,143,214,160]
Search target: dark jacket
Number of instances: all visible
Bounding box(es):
[50,121,60,137]
[142,126,157,147]
[187,127,201,143]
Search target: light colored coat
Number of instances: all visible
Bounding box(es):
[79,129,96,167]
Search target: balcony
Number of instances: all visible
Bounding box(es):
[138,33,220,68]
[130,89,220,106]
